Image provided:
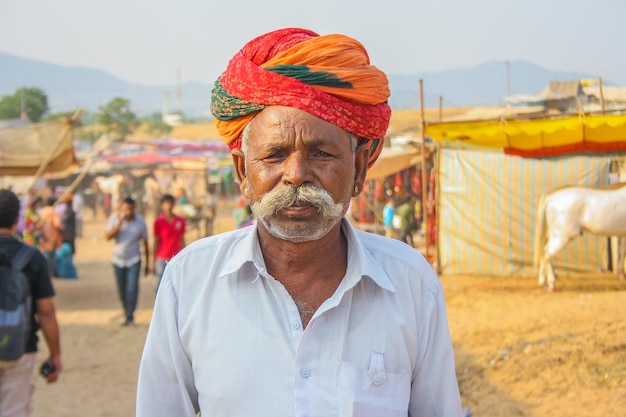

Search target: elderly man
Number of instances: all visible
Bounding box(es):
[137,28,463,417]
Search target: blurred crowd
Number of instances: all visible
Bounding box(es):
[13,186,81,280]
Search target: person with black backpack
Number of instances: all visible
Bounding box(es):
[0,189,61,416]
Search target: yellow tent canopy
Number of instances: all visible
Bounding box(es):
[425,113,626,157]
[0,117,79,176]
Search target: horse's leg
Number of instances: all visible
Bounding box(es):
[543,257,558,291]
[538,258,547,287]
[617,236,626,279]
[542,234,574,291]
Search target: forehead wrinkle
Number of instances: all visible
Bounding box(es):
[248,107,351,151]
[252,127,340,150]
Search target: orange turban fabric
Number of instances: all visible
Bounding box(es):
[211,28,391,168]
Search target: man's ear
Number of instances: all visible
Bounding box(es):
[353,142,370,196]
[231,149,248,195]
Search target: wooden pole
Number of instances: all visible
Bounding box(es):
[419,79,429,257]
[54,134,111,206]
[599,77,605,114]
[29,109,82,192]
[435,141,442,274]
[54,161,95,207]
[435,96,443,269]
[438,96,443,122]
[505,60,511,97]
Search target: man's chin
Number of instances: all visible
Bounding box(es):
[259,216,339,243]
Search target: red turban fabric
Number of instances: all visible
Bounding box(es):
[211,28,392,168]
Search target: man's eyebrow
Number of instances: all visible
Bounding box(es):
[305,138,326,147]
[264,142,286,151]
[258,137,341,151]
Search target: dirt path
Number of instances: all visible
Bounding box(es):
[30,197,626,417]
[444,273,626,416]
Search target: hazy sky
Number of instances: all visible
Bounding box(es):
[1,0,625,86]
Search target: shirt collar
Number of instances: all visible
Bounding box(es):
[216,219,396,293]
[217,225,264,278]
[341,218,396,293]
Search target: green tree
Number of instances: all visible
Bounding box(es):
[0,87,49,122]
[144,120,173,137]
[140,112,163,123]
[96,97,139,140]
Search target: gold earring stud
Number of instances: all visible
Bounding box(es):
[354,185,359,194]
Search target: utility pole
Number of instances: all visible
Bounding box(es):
[438,96,443,122]
[162,91,170,122]
[505,60,511,97]
[419,79,429,258]
[599,77,605,114]
[176,68,182,114]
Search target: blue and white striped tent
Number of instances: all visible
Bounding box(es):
[437,148,611,276]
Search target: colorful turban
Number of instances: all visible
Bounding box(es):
[211,28,392,168]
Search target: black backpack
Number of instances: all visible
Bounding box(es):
[0,245,35,361]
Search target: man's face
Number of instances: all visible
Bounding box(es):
[161,199,174,214]
[121,202,135,220]
[232,106,369,242]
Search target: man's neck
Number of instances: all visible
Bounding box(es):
[257,221,349,328]
[0,227,16,238]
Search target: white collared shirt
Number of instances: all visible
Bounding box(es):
[137,219,463,417]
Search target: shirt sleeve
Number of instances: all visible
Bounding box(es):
[136,269,199,417]
[409,273,464,417]
[29,250,55,300]
[153,218,160,237]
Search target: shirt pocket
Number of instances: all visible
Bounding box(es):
[337,352,411,417]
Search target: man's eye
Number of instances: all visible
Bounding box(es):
[264,152,284,160]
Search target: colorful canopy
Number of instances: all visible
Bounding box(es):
[425,113,626,158]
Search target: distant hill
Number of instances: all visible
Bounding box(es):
[0,52,612,117]
[0,52,212,118]
[388,60,614,109]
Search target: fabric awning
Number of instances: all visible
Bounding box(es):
[366,147,422,180]
[0,118,79,176]
[425,113,626,158]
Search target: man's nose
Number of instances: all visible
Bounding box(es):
[282,153,313,187]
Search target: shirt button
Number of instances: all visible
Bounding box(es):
[372,373,384,384]
[291,321,301,330]
[300,368,311,379]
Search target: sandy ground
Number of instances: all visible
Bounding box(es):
[30,197,626,417]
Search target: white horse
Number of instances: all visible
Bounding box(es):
[533,183,626,290]
[94,174,125,211]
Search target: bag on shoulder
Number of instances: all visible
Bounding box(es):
[0,245,35,361]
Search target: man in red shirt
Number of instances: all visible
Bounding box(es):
[152,194,186,293]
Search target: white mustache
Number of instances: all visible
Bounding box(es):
[251,184,344,219]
